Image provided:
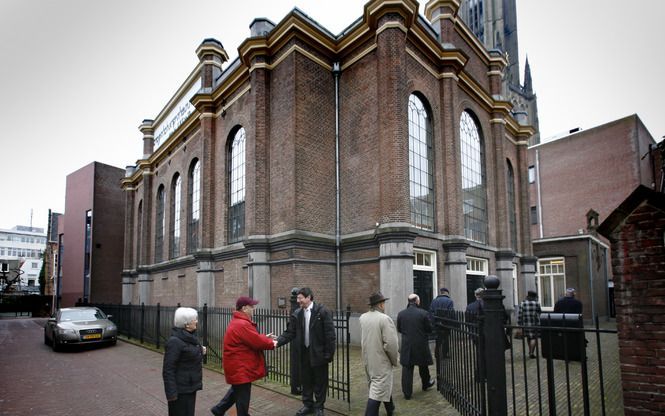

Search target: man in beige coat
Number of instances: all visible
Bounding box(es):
[359,292,399,416]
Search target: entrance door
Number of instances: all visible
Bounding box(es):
[414,270,434,311]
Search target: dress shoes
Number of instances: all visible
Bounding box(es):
[423,379,436,391]
[295,406,314,416]
[315,409,325,416]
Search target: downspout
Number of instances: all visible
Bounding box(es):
[587,238,596,320]
[535,149,544,238]
[333,62,342,311]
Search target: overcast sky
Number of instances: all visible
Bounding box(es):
[1,0,663,231]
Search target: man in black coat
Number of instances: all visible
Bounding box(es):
[277,287,336,416]
[554,287,583,314]
[396,294,435,400]
[429,287,454,361]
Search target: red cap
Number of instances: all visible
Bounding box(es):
[236,296,259,309]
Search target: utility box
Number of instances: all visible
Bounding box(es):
[540,313,586,362]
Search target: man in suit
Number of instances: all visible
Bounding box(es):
[397,294,435,400]
[277,287,336,416]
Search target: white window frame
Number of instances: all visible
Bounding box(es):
[413,249,437,302]
[537,257,566,310]
[466,256,488,276]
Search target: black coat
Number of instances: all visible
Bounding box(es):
[277,302,336,367]
[553,296,583,314]
[162,327,204,400]
[396,303,433,367]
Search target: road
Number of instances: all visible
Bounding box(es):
[0,318,308,416]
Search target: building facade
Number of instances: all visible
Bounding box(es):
[0,225,46,292]
[57,162,126,307]
[121,0,536,317]
[528,114,659,317]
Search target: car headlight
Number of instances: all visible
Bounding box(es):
[106,325,116,331]
[56,326,77,336]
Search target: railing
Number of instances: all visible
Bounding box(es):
[94,302,351,407]
[433,279,620,416]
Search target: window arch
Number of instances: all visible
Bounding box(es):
[460,110,487,243]
[137,200,143,265]
[228,127,246,243]
[170,173,181,259]
[408,94,434,231]
[506,160,517,250]
[155,185,165,263]
[188,159,200,254]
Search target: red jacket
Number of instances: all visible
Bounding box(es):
[223,311,275,385]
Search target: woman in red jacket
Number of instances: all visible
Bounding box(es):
[211,296,276,416]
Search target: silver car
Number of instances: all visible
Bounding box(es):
[44,307,117,351]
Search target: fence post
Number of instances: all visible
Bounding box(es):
[483,275,508,416]
[202,303,208,364]
[156,303,161,350]
[140,302,145,344]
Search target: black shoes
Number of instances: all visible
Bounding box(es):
[295,406,314,416]
[423,380,435,391]
[315,409,324,416]
[210,408,223,416]
[403,394,411,400]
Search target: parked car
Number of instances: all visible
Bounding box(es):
[44,307,117,351]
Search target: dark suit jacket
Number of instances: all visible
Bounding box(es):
[277,302,336,367]
[396,303,433,367]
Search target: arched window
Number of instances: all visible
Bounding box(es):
[137,200,143,265]
[408,94,434,231]
[506,160,517,250]
[228,127,246,243]
[460,110,487,243]
[155,185,165,263]
[188,159,200,253]
[170,173,181,259]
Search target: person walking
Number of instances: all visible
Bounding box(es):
[554,287,583,314]
[163,307,207,416]
[276,287,336,416]
[211,296,277,416]
[518,290,542,358]
[359,292,399,416]
[466,287,484,314]
[429,287,454,361]
[397,294,435,399]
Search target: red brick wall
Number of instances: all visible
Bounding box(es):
[609,203,665,415]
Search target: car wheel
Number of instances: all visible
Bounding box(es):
[52,336,60,352]
[44,332,49,346]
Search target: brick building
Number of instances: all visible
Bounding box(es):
[598,185,665,416]
[57,162,126,307]
[528,114,659,318]
[121,0,536,318]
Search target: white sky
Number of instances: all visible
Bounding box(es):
[1,0,663,231]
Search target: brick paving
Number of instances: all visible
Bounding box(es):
[0,318,622,415]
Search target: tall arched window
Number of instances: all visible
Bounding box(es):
[170,173,181,259]
[408,94,434,231]
[228,127,246,243]
[460,110,487,243]
[506,160,517,250]
[188,159,200,254]
[155,185,165,263]
[137,200,143,265]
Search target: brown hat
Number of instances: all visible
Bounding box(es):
[368,292,389,306]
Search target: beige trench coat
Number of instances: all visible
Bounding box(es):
[359,309,400,402]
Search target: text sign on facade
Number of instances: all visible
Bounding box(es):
[153,79,201,150]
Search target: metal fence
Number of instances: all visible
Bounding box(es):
[434,280,620,416]
[94,302,351,407]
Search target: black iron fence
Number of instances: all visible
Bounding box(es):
[94,302,351,406]
[434,277,620,416]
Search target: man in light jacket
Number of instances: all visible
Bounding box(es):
[359,292,399,416]
[211,296,276,416]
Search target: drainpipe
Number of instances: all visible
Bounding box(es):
[587,238,596,321]
[535,149,544,238]
[333,62,342,311]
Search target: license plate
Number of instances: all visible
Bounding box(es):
[82,333,102,340]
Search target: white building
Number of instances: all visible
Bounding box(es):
[0,225,47,291]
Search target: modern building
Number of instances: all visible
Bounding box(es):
[0,225,46,292]
[528,114,660,318]
[121,0,536,319]
[56,162,126,307]
[458,0,540,145]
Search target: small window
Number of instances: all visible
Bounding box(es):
[528,165,536,184]
[466,257,488,275]
[530,206,538,225]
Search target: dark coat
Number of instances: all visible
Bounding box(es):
[277,302,336,367]
[396,303,433,367]
[466,299,483,315]
[553,296,583,314]
[162,327,204,400]
[429,294,455,329]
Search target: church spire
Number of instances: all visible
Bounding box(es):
[523,55,533,96]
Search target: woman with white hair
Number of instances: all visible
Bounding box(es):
[163,307,207,416]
